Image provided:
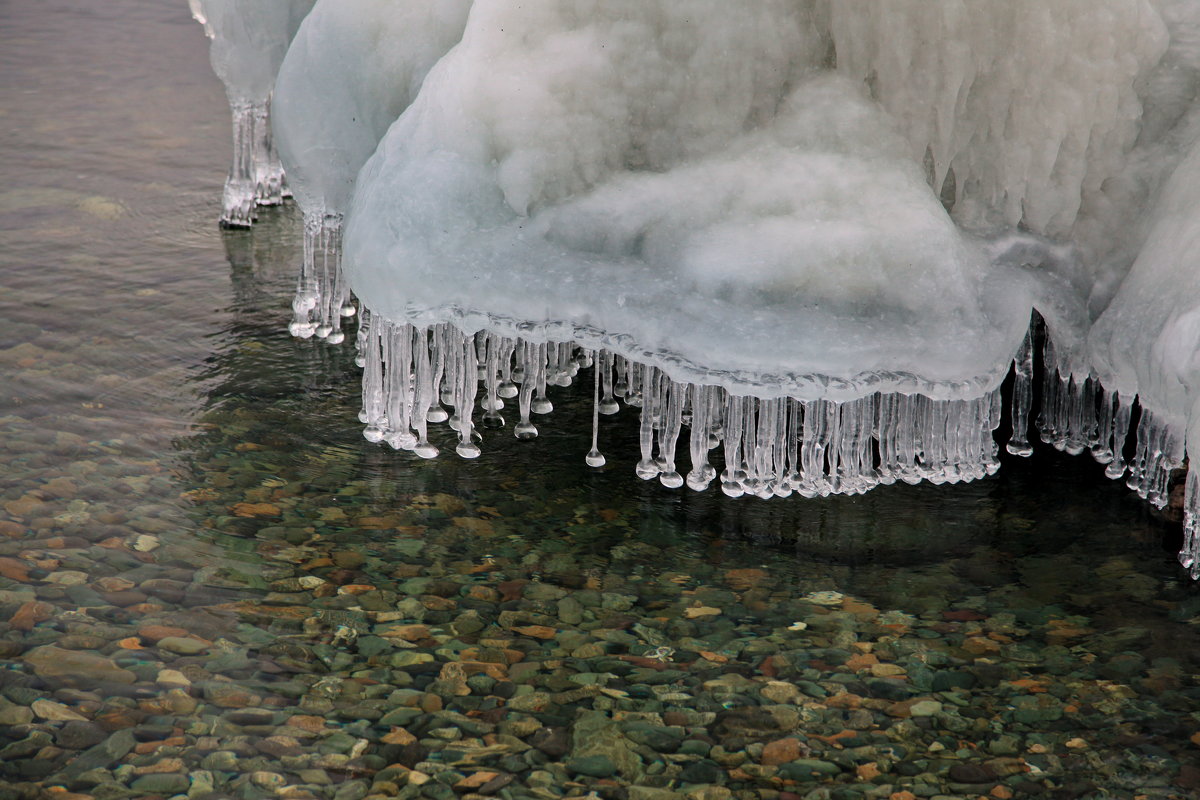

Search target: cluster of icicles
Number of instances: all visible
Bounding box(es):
[355,310,1197,573]
[287,213,354,343]
[220,100,289,229]
[356,309,1004,497]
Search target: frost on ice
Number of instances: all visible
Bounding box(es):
[196,2,1200,571]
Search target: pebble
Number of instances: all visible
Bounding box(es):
[24,645,137,685]
[156,635,208,654]
[31,698,88,721]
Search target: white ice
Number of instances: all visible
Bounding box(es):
[272,0,472,341]
[273,0,472,218]
[198,0,1200,571]
[345,3,1030,401]
[190,0,316,225]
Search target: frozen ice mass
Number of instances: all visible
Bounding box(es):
[188,0,316,227]
[195,2,1200,571]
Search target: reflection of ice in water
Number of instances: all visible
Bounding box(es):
[198,2,1200,573]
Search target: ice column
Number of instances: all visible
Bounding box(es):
[272,0,472,339]
[189,0,315,226]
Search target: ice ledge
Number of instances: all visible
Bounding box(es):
[355,308,1006,500]
[355,308,1196,575]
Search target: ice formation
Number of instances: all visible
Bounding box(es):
[189,0,315,227]
[273,0,472,343]
[195,2,1200,573]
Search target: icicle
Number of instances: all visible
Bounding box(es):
[532,343,553,414]
[412,326,438,459]
[1106,392,1132,479]
[636,364,661,480]
[875,393,896,485]
[614,356,630,399]
[720,394,745,497]
[252,99,286,207]
[586,351,606,468]
[360,318,385,442]
[1037,337,1060,445]
[772,397,792,497]
[656,379,685,488]
[481,334,505,429]
[1007,326,1035,456]
[740,399,762,495]
[289,211,349,343]
[784,398,803,490]
[455,333,481,458]
[497,338,518,400]
[624,358,642,407]
[794,399,821,496]
[383,323,416,450]
[355,316,1013,501]
[984,388,1002,475]
[1180,469,1200,580]
[1092,388,1115,464]
[598,350,620,414]
[354,306,370,369]
[1061,377,1087,456]
[427,324,450,423]
[686,385,715,490]
[219,100,259,228]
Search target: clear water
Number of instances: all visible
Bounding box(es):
[2,3,1199,799]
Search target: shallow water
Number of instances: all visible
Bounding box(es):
[1,3,1199,800]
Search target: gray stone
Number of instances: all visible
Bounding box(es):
[56,721,108,750]
[629,788,685,800]
[0,697,33,726]
[63,729,137,778]
[0,731,52,761]
[566,755,617,778]
[200,750,239,771]
[130,773,191,795]
[24,646,136,686]
[777,759,842,780]
[157,636,207,655]
[557,596,584,625]
[333,780,369,800]
[909,700,943,717]
[679,759,722,784]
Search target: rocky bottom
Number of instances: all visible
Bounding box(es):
[3,402,1200,800]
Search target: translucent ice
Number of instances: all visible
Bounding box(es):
[1088,133,1200,570]
[272,0,471,341]
[190,0,315,226]
[200,1,1200,573]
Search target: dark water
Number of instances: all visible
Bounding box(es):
[2,3,1199,799]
